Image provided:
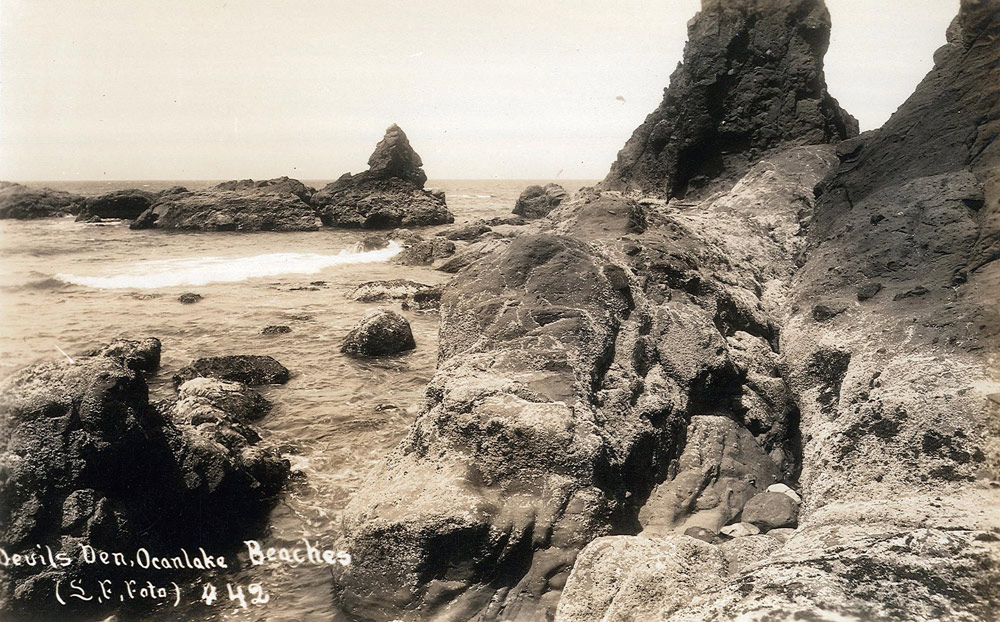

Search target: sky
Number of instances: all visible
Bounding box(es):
[0,0,959,181]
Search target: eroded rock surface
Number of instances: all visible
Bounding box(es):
[333,143,835,620]
[556,1,1000,621]
[602,0,856,198]
[131,177,320,231]
[512,183,569,219]
[0,342,289,620]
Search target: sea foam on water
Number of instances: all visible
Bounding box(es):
[54,242,401,289]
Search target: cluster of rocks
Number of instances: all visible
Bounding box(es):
[328,1,1000,621]
[2,125,454,232]
[0,341,291,620]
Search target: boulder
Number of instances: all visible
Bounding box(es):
[740,491,799,531]
[0,182,83,219]
[340,309,416,357]
[0,344,288,619]
[719,522,761,538]
[172,355,289,387]
[512,183,569,219]
[85,337,161,373]
[175,377,272,423]
[131,178,320,231]
[638,415,779,535]
[312,125,455,228]
[436,222,492,240]
[602,0,857,198]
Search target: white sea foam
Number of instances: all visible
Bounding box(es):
[56,242,401,289]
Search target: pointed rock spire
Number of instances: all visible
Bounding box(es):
[603,0,858,198]
[366,124,428,187]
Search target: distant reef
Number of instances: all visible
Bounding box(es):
[2,124,452,231]
[330,0,1000,621]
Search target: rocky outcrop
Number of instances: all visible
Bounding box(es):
[602,0,857,198]
[312,125,454,229]
[0,182,83,219]
[555,2,1000,621]
[331,136,835,619]
[0,342,289,619]
[172,355,290,387]
[341,309,416,356]
[85,337,162,373]
[513,183,569,219]
[131,177,320,231]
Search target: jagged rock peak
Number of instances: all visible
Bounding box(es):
[366,124,428,187]
[603,0,858,198]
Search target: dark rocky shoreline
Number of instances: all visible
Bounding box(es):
[1,0,998,621]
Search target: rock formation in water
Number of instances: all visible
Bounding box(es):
[0,339,289,620]
[131,177,320,231]
[312,125,455,229]
[172,354,290,387]
[513,183,569,219]
[602,0,857,198]
[0,182,84,219]
[331,1,999,620]
[75,188,187,221]
[341,309,417,356]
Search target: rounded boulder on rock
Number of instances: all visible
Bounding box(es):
[341,309,416,357]
[741,491,800,531]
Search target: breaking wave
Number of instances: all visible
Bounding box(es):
[55,242,401,289]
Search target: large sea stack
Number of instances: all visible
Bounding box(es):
[602,0,857,198]
[311,124,455,229]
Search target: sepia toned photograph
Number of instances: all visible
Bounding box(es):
[1,1,997,621]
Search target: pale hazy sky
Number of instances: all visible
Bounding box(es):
[0,0,958,181]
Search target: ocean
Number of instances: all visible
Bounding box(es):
[0,179,594,621]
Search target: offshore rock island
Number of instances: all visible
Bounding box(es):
[0,0,998,621]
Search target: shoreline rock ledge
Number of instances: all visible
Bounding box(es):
[311,124,455,229]
[0,340,290,620]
